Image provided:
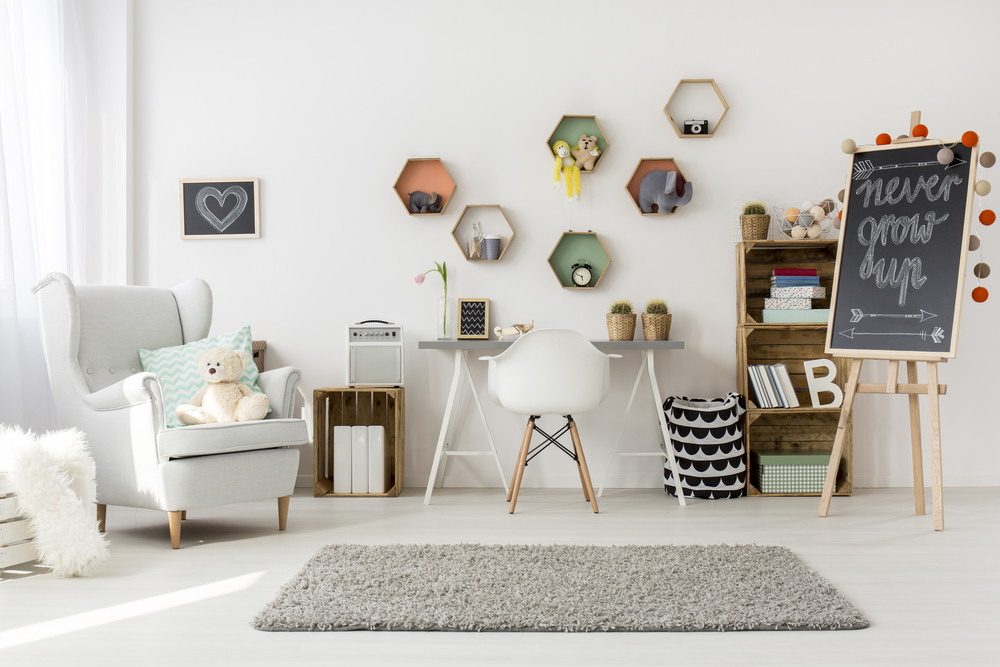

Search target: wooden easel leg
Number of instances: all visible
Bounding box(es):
[568,419,599,514]
[819,358,863,517]
[907,361,926,515]
[927,362,944,531]
[509,417,534,513]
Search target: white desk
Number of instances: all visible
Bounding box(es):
[418,339,687,506]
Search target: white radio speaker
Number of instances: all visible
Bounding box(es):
[347,320,403,386]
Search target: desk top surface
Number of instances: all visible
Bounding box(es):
[418,339,684,350]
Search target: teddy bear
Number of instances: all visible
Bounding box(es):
[175,347,270,425]
[572,134,601,171]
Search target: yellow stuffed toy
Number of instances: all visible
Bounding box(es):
[552,140,581,203]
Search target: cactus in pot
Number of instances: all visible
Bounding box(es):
[607,299,637,340]
[641,298,672,341]
[740,200,771,240]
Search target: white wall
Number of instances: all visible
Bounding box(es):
[131,0,1000,489]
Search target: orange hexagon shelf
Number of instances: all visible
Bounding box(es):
[547,231,612,290]
[545,115,611,173]
[664,79,729,139]
[625,158,690,215]
[392,158,456,216]
[450,205,515,262]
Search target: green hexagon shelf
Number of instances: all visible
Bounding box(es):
[547,231,612,290]
[625,158,690,215]
[546,115,611,173]
[392,158,456,216]
[664,79,729,139]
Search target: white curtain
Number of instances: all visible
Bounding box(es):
[0,0,90,431]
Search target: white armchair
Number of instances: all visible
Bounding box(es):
[32,272,307,548]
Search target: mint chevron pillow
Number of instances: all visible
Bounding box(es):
[139,324,267,428]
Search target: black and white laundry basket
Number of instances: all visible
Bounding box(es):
[663,393,747,500]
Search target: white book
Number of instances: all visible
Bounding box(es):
[351,425,368,494]
[772,363,800,408]
[767,366,789,408]
[749,366,769,408]
[758,365,779,408]
[368,426,386,494]
[333,426,353,494]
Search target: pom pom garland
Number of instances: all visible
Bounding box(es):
[876,133,891,146]
[982,152,996,168]
[981,210,996,226]
[841,139,857,154]
[911,124,928,138]
[937,147,954,165]
[972,286,989,302]
[962,131,979,147]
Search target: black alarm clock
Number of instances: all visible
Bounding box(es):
[570,259,593,287]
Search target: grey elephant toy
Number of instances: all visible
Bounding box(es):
[407,191,442,214]
[638,170,693,214]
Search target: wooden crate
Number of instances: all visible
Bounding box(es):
[736,239,838,325]
[313,387,404,498]
[745,411,852,496]
[0,472,38,570]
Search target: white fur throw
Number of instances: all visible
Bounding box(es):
[0,426,109,577]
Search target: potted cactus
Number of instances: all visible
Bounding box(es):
[606,299,637,341]
[641,299,672,341]
[740,200,770,240]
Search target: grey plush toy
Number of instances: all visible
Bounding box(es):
[638,171,693,214]
[407,191,441,214]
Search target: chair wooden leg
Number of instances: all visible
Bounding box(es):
[277,495,290,531]
[96,504,106,533]
[568,420,599,514]
[168,511,182,549]
[509,418,534,513]
[575,452,590,502]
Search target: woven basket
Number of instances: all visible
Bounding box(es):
[740,214,770,240]
[641,313,672,341]
[606,313,637,341]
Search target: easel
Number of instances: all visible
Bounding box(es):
[818,357,948,530]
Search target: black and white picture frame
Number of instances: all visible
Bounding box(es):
[457,298,490,339]
[180,178,261,239]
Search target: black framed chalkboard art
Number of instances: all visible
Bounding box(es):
[826,140,979,359]
[457,298,490,340]
[180,178,260,239]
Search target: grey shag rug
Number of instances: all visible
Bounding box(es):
[252,544,868,632]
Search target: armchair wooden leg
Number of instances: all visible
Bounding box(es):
[168,511,182,549]
[509,418,534,514]
[96,504,106,533]
[569,420,599,514]
[277,496,290,531]
[181,510,187,520]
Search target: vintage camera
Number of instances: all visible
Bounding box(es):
[683,119,709,135]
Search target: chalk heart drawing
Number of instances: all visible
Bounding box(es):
[195,185,248,233]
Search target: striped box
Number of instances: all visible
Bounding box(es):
[770,286,827,299]
[752,451,830,494]
[763,297,811,310]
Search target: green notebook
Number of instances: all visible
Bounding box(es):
[762,308,830,324]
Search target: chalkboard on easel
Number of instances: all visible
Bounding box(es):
[826,140,979,359]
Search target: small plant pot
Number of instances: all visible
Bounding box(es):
[641,313,672,341]
[606,313,637,341]
[740,214,770,240]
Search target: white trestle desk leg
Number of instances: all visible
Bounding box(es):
[646,350,686,506]
[598,350,649,497]
[460,350,509,494]
[424,349,464,505]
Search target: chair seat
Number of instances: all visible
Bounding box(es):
[157,418,308,459]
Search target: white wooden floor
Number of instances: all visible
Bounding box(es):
[1,486,998,666]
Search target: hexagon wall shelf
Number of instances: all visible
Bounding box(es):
[664,79,729,139]
[392,158,456,216]
[545,115,611,173]
[451,205,515,262]
[547,231,612,290]
[625,158,689,215]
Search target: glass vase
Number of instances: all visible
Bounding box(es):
[437,294,452,340]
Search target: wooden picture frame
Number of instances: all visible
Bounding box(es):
[457,298,490,339]
[180,178,261,239]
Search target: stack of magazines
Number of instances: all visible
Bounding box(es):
[747,362,800,408]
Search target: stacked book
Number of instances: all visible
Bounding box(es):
[747,362,800,408]
[332,425,387,494]
[762,269,829,323]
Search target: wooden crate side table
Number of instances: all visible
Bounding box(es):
[313,387,404,498]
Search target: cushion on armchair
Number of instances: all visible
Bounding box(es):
[139,324,267,428]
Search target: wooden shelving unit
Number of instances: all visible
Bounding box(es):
[736,240,853,497]
[313,387,405,498]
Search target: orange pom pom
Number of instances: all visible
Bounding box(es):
[911,124,928,138]
[876,133,891,146]
[982,210,996,226]
[963,131,980,147]
[972,286,989,303]
[838,210,843,220]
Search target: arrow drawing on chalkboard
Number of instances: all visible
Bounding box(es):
[853,157,968,180]
[839,326,945,343]
[850,308,937,323]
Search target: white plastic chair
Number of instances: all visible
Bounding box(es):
[480,329,620,513]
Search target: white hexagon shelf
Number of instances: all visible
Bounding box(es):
[451,205,515,262]
[664,79,729,139]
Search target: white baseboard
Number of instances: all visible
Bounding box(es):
[853,475,995,488]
